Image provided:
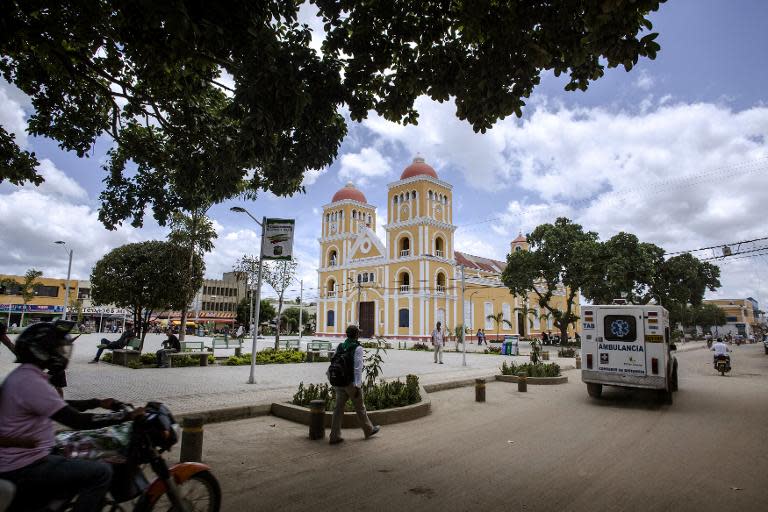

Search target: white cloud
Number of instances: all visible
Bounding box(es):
[0,84,27,146]
[35,159,88,200]
[338,147,393,185]
[634,69,655,91]
[302,166,328,186]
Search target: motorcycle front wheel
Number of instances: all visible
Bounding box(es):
[137,470,221,512]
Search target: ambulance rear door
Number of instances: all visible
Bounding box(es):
[595,308,647,377]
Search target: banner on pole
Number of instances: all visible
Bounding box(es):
[261,218,295,260]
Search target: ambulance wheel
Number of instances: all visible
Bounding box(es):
[587,383,602,398]
[658,388,673,405]
[670,364,678,392]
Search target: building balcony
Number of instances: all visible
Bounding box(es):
[399,285,411,293]
[435,285,446,293]
[435,250,444,258]
[329,259,337,267]
[327,291,337,298]
[400,249,410,257]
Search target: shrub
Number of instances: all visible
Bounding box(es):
[484,346,502,354]
[226,348,306,366]
[500,361,561,377]
[102,353,113,363]
[292,374,421,411]
[140,353,157,366]
[410,342,430,351]
[127,360,141,369]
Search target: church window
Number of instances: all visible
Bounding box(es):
[436,272,446,292]
[362,273,368,283]
[399,236,411,257]
[369,273,375,282]
[357,274,362,283]
[515,246,522,252]
[399,309,410,327]
[394,196,398,204]
[429,190,433,200]
[435,237,445,257]
[327,310,335,327]
[328,249,337,266]
[367,214,371,225]
[411,190,416,200]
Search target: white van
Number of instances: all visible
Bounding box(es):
[580,304,678,404]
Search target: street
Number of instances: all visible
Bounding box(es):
[201,343,768,512]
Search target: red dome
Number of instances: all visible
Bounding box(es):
[332,182,367,203]
[400,156,438,180]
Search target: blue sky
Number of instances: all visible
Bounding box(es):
[2,0,768,305]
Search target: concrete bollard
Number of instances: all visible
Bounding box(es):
[475,378,486,402]
[308,400,326,440]
[180,415,204,462]
[517,372,528,393]
[575,355,582,369]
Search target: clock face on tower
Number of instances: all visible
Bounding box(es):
[400,205,410,220]
[330,222,337,234]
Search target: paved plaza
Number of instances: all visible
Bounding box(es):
[0,333,579,414]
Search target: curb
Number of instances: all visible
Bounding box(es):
[423,375,498,393]
[496,375,569,385]
[177,403,272,425]
[271,386,431,428]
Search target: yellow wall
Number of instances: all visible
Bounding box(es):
[0,274,79,308]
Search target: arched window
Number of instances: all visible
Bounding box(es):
[394,195,398,204]
[327,310,335,327]
[326,213,330,223]
[400,193,404,202]
[369,272,375,282]
[436,272,446,292]
[367,214,371,225]
[444,196,448,205]
[412,190,416,200]
[328,249,338,266]
[352,210,357,219]
[399,236,411,257]
[357,273,362,283]
[515,246,522,252]
[399,272,411,292]
[429,190,433,200]
[435,237,445,258]
[327,279,336,297]
[399,308,410,327]
[362,273,369,283]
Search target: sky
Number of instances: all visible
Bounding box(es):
[2,0,768,306]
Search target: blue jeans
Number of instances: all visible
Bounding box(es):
[0,454,112,512]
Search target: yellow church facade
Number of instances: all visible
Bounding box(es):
[316,157,579,341]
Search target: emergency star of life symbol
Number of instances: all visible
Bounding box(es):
[611,319,630,338]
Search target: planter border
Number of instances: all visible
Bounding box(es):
[496,374,568,385]
[271,386,431,428]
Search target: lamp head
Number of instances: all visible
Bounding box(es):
[230,207,246,213]
[54,240,66,245]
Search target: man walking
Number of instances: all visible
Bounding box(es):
[432,321,445,364]
[329,325,380,445]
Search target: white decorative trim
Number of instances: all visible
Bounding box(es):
[322,199,374,209]
[384,217,456,232]
[387,175,454,191]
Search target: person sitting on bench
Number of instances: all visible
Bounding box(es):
[156,331,181,368]
[90,328,135,363]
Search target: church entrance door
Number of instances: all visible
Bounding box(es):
[359,302,375,338]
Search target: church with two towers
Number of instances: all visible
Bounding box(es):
[316,156,578,341]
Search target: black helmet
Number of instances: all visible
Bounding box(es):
[14,320,76,372]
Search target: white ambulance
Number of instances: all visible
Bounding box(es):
[580,304,678,404]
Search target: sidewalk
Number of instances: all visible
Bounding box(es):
[0,333,575,415]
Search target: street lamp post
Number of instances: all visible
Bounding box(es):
[54,241,73,321]
[459,264,466,367]
[231,206,265,385]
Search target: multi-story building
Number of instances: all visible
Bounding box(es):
[163,272,246,329]
[0,273,76,326]
[703,297,761,337]
[316,156,580,340]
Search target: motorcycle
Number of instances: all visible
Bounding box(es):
[49,402,221,512]
[714,355,731,376]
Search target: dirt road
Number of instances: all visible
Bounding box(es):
[202,343,768,511]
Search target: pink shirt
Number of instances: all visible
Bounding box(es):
[0,364,67,472]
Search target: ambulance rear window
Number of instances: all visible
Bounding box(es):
[603,315,637,342]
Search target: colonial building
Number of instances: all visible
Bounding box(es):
[702,297,762,337]
[316,157,579,341]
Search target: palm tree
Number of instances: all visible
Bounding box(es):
[486,312,513,343]
[514,303,538,337]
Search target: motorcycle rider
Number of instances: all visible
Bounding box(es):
[711,337,731,367]
[0,321,143,512]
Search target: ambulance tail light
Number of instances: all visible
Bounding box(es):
[651,358,659,375]
[586,354,593,369]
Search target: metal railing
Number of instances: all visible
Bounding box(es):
[399,285,411,293]
[435,250,444,258]
[327,291,336,298]
[400,249,410,257]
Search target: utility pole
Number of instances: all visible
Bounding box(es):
[460,264,467,367]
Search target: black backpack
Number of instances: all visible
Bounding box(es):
[327,343,356,387]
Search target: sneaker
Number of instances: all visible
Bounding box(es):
[366,425,380,439]
[329,438,344,445]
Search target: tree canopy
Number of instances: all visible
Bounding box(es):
[502,217,599,343]
[90,240,203,347]
[1,0,665,227]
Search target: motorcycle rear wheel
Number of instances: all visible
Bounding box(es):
[137,470,221,512]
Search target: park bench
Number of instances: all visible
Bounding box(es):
[306,340,334,362]
[167,341,209,367]
[211,335,243,357]
[111,338,142,366]
[279,339,300,351]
